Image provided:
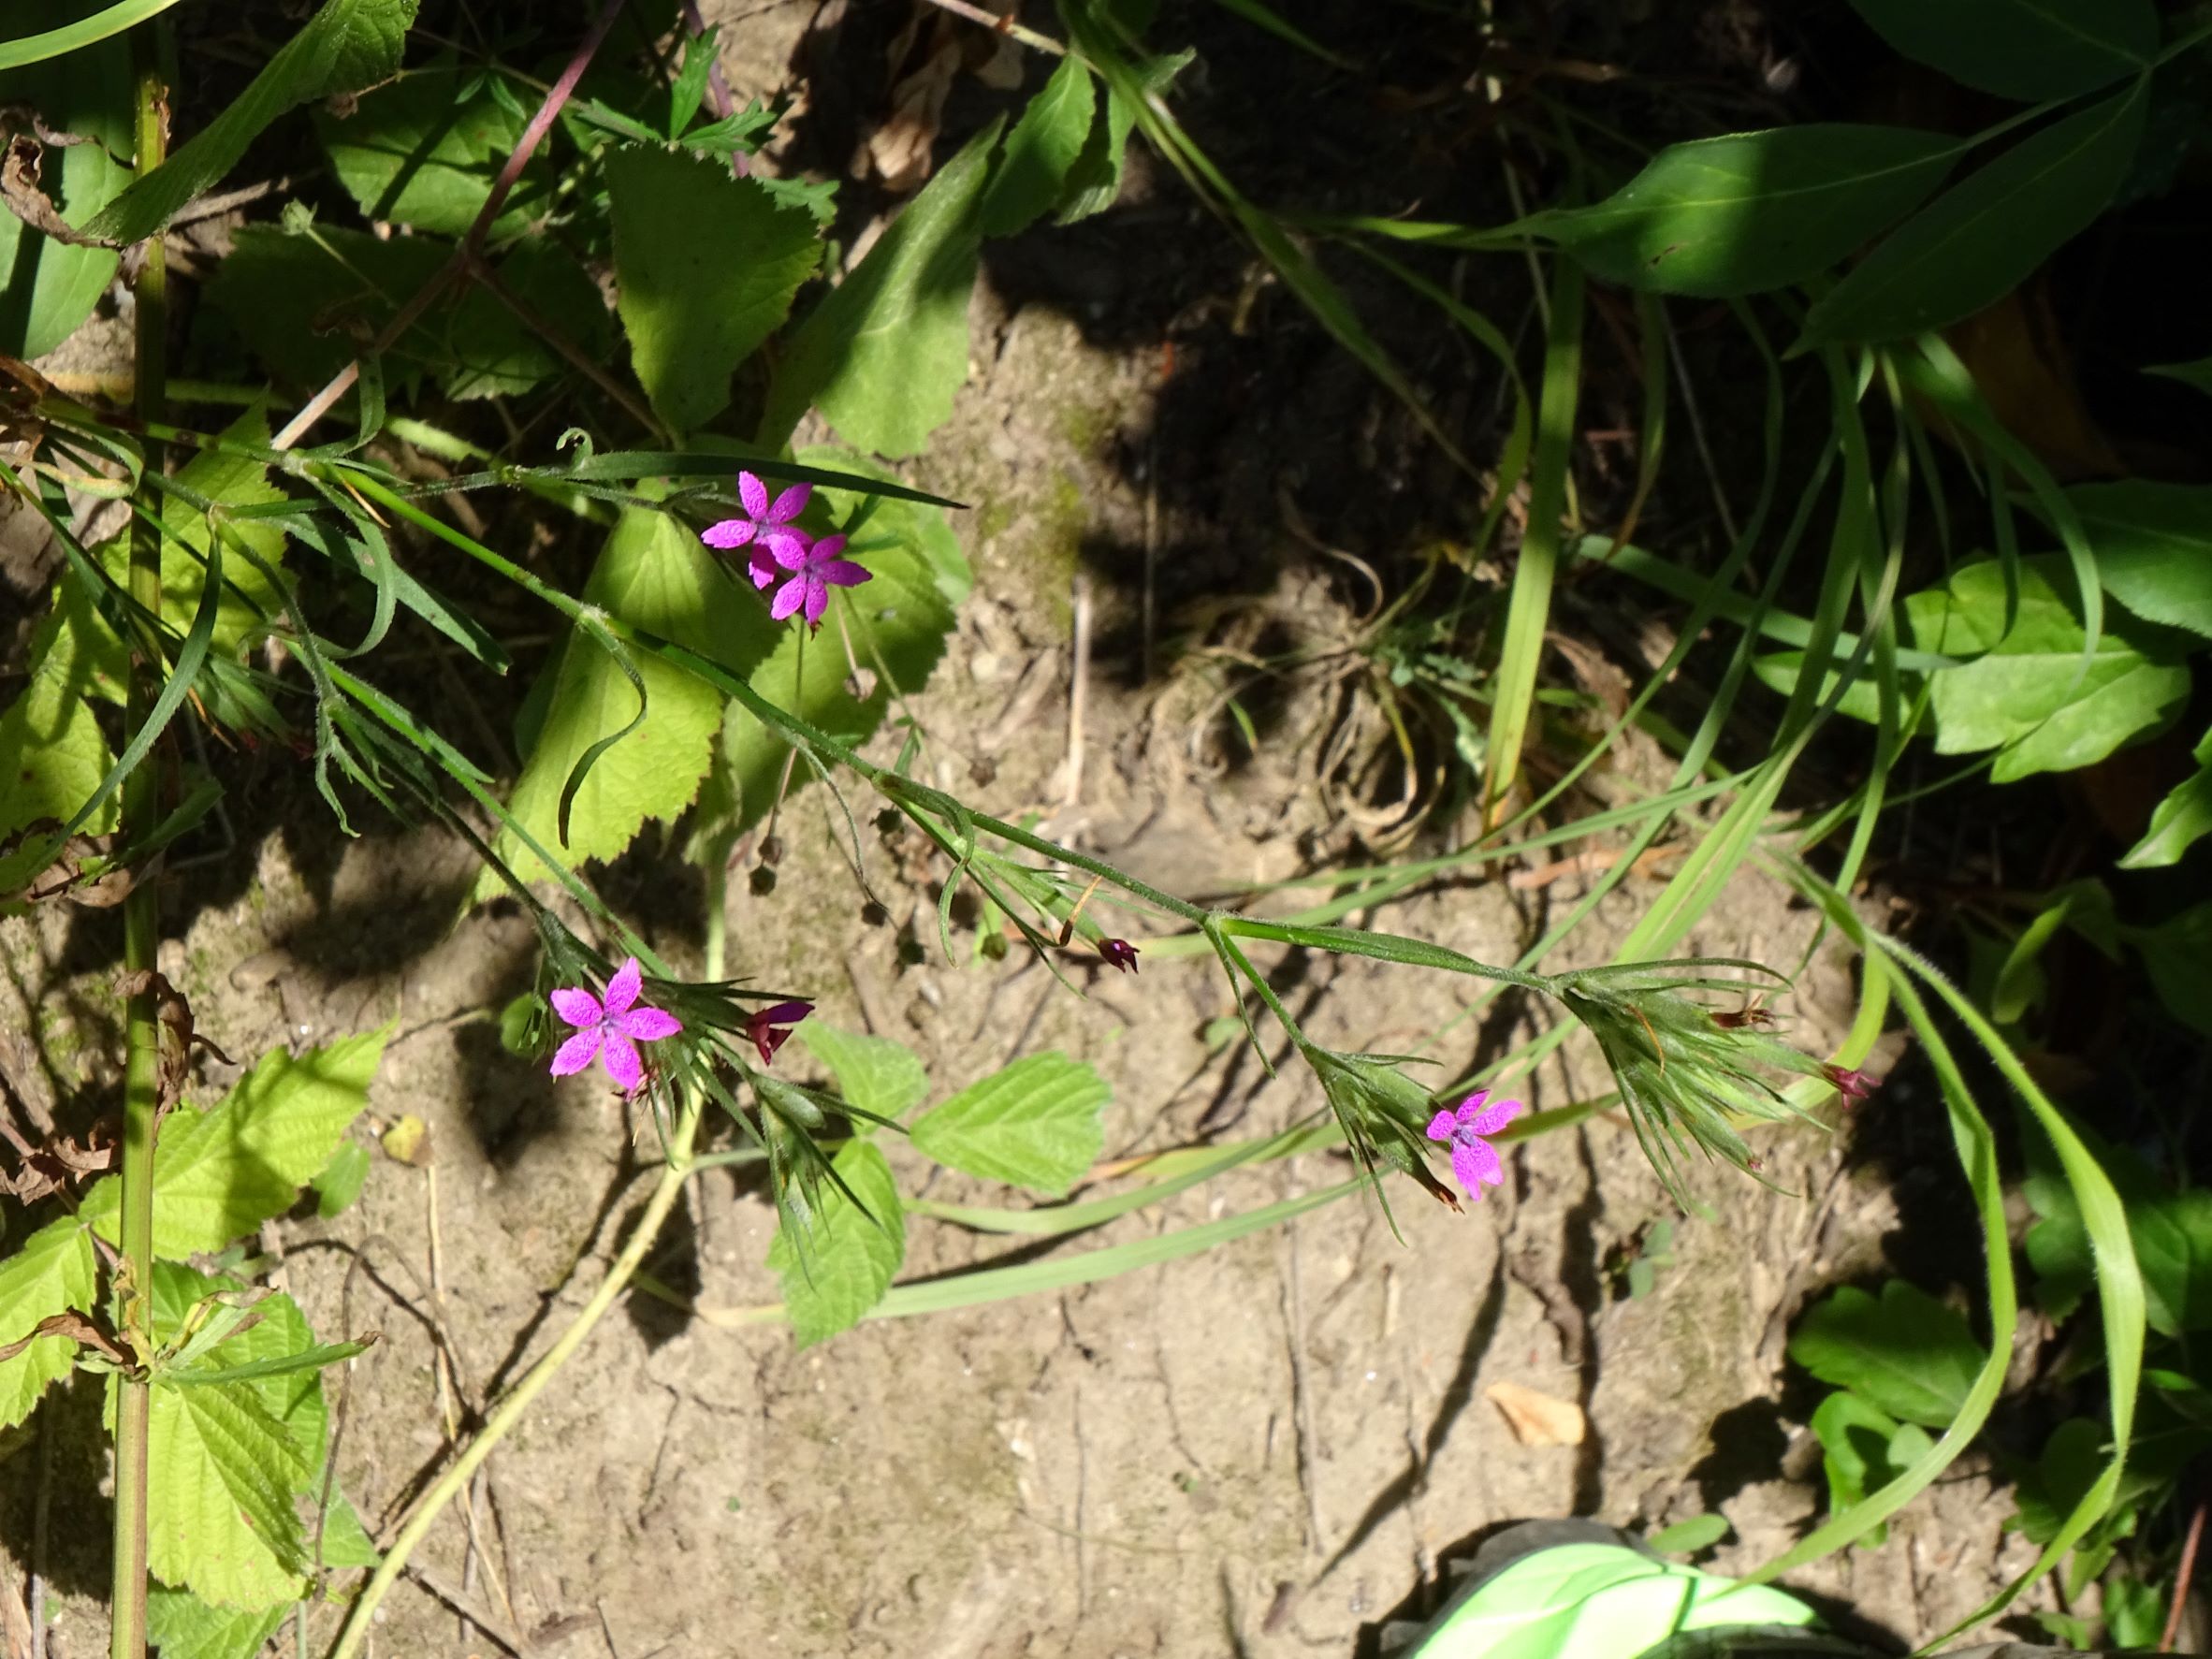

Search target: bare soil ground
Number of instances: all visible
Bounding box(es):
[0,4,2062,1656]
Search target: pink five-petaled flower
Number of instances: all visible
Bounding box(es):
[765,531,870,630]
[702,471,813,589]
[1826,1065,1878,1107]
[1425,1089,1524,1201]
[549,957,682,1092]
[747,1000,812,1067]
[1098,939,1140,974]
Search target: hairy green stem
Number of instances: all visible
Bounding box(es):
[109,29,167,1659]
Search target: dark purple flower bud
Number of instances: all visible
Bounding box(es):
[746,1000,812,1067]
[1098,939,1140,975]
[1825,1065,1878,1106]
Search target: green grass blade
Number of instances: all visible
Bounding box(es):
[1482,255,1584,821]
[0,0,189,70]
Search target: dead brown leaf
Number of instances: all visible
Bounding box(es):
[1485,1379,1586,1447]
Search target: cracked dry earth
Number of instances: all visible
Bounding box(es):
[0,22,2054,1659]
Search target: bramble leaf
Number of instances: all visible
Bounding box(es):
[794,1022,929,1122]
[910,1052,1109,1198]
[78,1026,391,1258]
[0,1216,97,1431]
[145,1589,288,1659]
[767,1139,905,1347]
[607,147,823,434]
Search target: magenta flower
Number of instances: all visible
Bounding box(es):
[764,531,870,629]
[702,471,812,589]
[549,957,682,1092]
[1825,1065,1878,1106]
[1425,1089,1523,1201]
[1098,939,1139,974]
[746,999,812,1067]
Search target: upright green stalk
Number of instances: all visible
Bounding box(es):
[110,28,167,1659]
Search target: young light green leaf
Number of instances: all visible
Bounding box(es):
[2056,481,2212,639]
[79,1026,391,1258]
[758,120,1001,458]
[2119,726,2212,870]
[1845,0,2154,101]
[316,65,550,238]
[1535,125,1957,297]
[765,1139,905,1347]
[478,507,773,900]
[1907,554,2188,781]
[982,55,1097,237]
[0,33,133,356]
[794,1021,928,1122]
[0,1216,97,1431]
[313,1138,372,1218]
[910,1052,1109,1198]
[83,0,420,244]
[1808,1390,1927,1547]
[315,1490,382,1570]
[1789,1281,1986,1428]
[1801,82,2148,345]
[144,1589,288,1659]
[606,148,823,434]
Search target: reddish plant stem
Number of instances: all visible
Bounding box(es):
[2161,1496,2205,1652]
[272,0,630,450]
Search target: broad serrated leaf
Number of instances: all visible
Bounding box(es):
[85,0,420,244]
[1907,554,2188,781]
[0,30,133,357]
[1789,1281,1986,1428]
[1801,82,2148,345]
[982,55,1097,237]
[910,1052,1108,1198]
[794,1021,928,1121]
[0,1215,97,1430]
[1537,125,1957,298]
[313,1489,381,1570]
[0,577,121,895]
[316,64,551,238]
[710,451,968,839]
[477,507,771,899]
[766,1139,904,1347]
[1845,0,2154,101]
[2120,726,2212,870]
[145,1587,288,1659]
[758,120,1000,457]
[79,1027,390,1258]
[141,1264,328,1608]
[2056,481,2212,639]
[606,147,823,434]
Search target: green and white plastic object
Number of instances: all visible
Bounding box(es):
[1400,1529,1826,1659]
